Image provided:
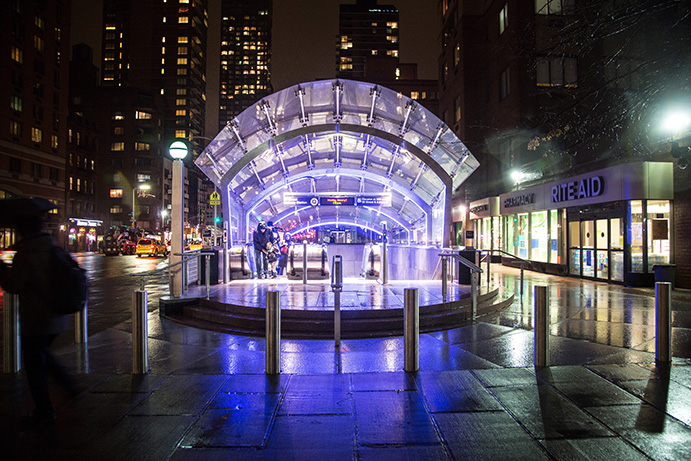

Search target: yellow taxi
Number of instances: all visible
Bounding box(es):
[136,238,167,257]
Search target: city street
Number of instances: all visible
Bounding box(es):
[53,253,170,349]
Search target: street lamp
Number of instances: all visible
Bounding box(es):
[132,184,151,228]
[169,140,188,297]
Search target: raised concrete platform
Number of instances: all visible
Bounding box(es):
[160,277,514,339]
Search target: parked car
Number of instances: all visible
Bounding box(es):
[135,238,167,257]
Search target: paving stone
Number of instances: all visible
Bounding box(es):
[539,437,649,461]
[354,390,439,445]
[436,411,548,460]
[170,447,262,460]
[180,407,274,448]
[472,367,537,387]
[358,444,450,460]
[491,384,615,439]
[615,378,691,426]
[416,370,503,412]
[264,414,353,457]
[586,364,656,383]
[279,392,351,415]
[129,375,227,416]
[351,371,417,391]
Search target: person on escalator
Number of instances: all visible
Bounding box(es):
[253,222,271,279]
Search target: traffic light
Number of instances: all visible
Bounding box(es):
[215,216,221,224]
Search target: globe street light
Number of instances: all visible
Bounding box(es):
[169,140,188,297]
[132,184,151,228]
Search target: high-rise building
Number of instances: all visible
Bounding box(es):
[0,0,71,241]
[337,0,399,80]
[219,0,272,129]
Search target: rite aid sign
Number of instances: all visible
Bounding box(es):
[498,162,672,213]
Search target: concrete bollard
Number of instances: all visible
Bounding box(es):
[266,291,281,374]
[534,285,549,367]
[3,292,21,373]
[404,288,419,372]
[655,282,672,363]
[132,290,149,374]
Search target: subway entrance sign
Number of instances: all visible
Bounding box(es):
[284,193,391,207]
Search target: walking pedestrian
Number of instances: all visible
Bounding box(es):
[253,222,271,278]
[0,212,78,426]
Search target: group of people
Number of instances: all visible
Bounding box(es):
[252,220,291,279]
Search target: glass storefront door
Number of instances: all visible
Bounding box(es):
[581,220,595,277]
[595,219,608,279]
[610,218,624,281]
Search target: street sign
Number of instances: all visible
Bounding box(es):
[209,191,221,205]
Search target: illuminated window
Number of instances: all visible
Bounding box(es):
[454,44,461,66]
[176,98,186,106]
[179,16,189,24]
[111,142,125,151]
[135,142,150,151]
[499,4,508,34]
[34,35,45,53]
[411,91,419,100]
[386,50,398,57]
[387,22,398,28]
[51,134,58,148]
[178,36,188,43]
[386,36,397,43]
[113,112,124,120]
[177,58,188,65]
[110,205,123,214]
[105,24,116,30]
[10,121,21,136]
[135,111,152,119]
[91,160,95,170]
[35,15,45,29]
[176,88,187,95]
[10,95,22,111]
[178,47,187,55]
[536,0,575,14]
[31,127,42,143]
[175,130,187,138]
[177,68,188,75]
[11,47,23,63]
[176,109,187,116]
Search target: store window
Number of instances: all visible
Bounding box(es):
[569,220,580,275]
[629,201,645,272]
[530,211,548,262]
[647,200,670,271]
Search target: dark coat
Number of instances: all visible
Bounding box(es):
[253,228,272,252]
[0,232,69,336]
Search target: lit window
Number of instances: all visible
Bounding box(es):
[35,15,45,29]
[11,47,23,63]
[135,111,152,119]
[110,206,123,214]
[177,68,187,75]
[387,22,398,28]
[34,35,45,53]
[176,88,187,95]
[77,178,81,192]
[69,177,73,191]
[113,112,124,120]
[179,16,189,24]
[178,36,188,43]
[106,24,116,30]
[135,142,150,151]
[454,44,461,67]
[176,109,187,116]
[411,92,419,100]
[536,0,575,15]
[111,142,125,151]
[175,130,187,138]
[10,121,22,136]
[178,47,187,55]
[177,58,188,65]
[51,134,58,148]
[176,98,187,106]
[499,4,508,34]
[31,127,43,143]
[386,50,398,57]
[10,95,22,111]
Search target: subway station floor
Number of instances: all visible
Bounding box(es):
[2,265,691,460]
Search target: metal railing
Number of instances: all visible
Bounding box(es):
[438,252,483,318]
[480,249,531,298]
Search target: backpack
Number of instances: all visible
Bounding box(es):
[49,246,88,314]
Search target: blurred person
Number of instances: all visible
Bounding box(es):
[253,222,271,278]
[0,213,77,426]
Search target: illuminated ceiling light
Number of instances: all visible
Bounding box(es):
[662,111,691,135]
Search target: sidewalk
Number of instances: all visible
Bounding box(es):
[1,266,690,460]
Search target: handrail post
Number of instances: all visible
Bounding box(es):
[302,241,308,285]
[3,292,21,373]
[132,289,149,374]
[441,257,448,303]
[486,250,491,287]
[534,285,549,367]
[75,302,88,344]
[404,288,419,372]
[655,282,672,363]
[205,254,211,300]
[265,291,281,374]
[471,270,478,319]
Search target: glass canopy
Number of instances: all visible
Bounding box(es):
[195,79,479,244]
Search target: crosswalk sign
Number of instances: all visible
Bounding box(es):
[210,191,221,205]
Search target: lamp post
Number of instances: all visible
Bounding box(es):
[131,184,151,228]
[169,140,188,297]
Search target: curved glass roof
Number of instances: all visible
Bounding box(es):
[195,79,479,243]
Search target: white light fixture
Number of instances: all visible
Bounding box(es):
[169,140,189,160]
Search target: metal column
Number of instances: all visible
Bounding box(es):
[534,285,549,367]
[171,159,185,297]
[331,256,343,348]
[266,291,281,374]
[404,288,419,372]
[132,290,149,374]
[75,303,88,344]
[441,258,448,303]
[655,282,672,363]
[302,241,308,284]
[3,292,20,373]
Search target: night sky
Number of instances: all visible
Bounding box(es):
[70,0,440,134]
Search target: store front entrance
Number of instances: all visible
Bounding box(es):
[569,213,625,283]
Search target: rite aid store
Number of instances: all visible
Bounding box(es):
[469,162,673,286]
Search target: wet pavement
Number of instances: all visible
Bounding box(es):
[1,263,691,459]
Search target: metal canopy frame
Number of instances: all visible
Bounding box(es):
[195,79,479,245]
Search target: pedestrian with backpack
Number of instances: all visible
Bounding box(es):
[0,211,81,426]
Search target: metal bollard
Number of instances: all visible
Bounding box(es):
[132,290,149,374]
[381,240,388,285]
[655,282,672,363]
[520,264,525,298]
[404,288,419,372]
[486,251,491,287]
[331,256,343,348]
[534,285,549,367]
[302,241,308,285]
[205,254,211,300]
[75,302,88,344]
[441,258,448,303]
[3,292,21,373]
[266,291,281,374]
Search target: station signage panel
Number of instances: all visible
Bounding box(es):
[355,195,392,207]
[283,193,392,207]
[321,197,355,206]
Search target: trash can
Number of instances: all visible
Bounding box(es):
[200,248,219,285]
[458,249,479,285]
[653,264,676,289]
